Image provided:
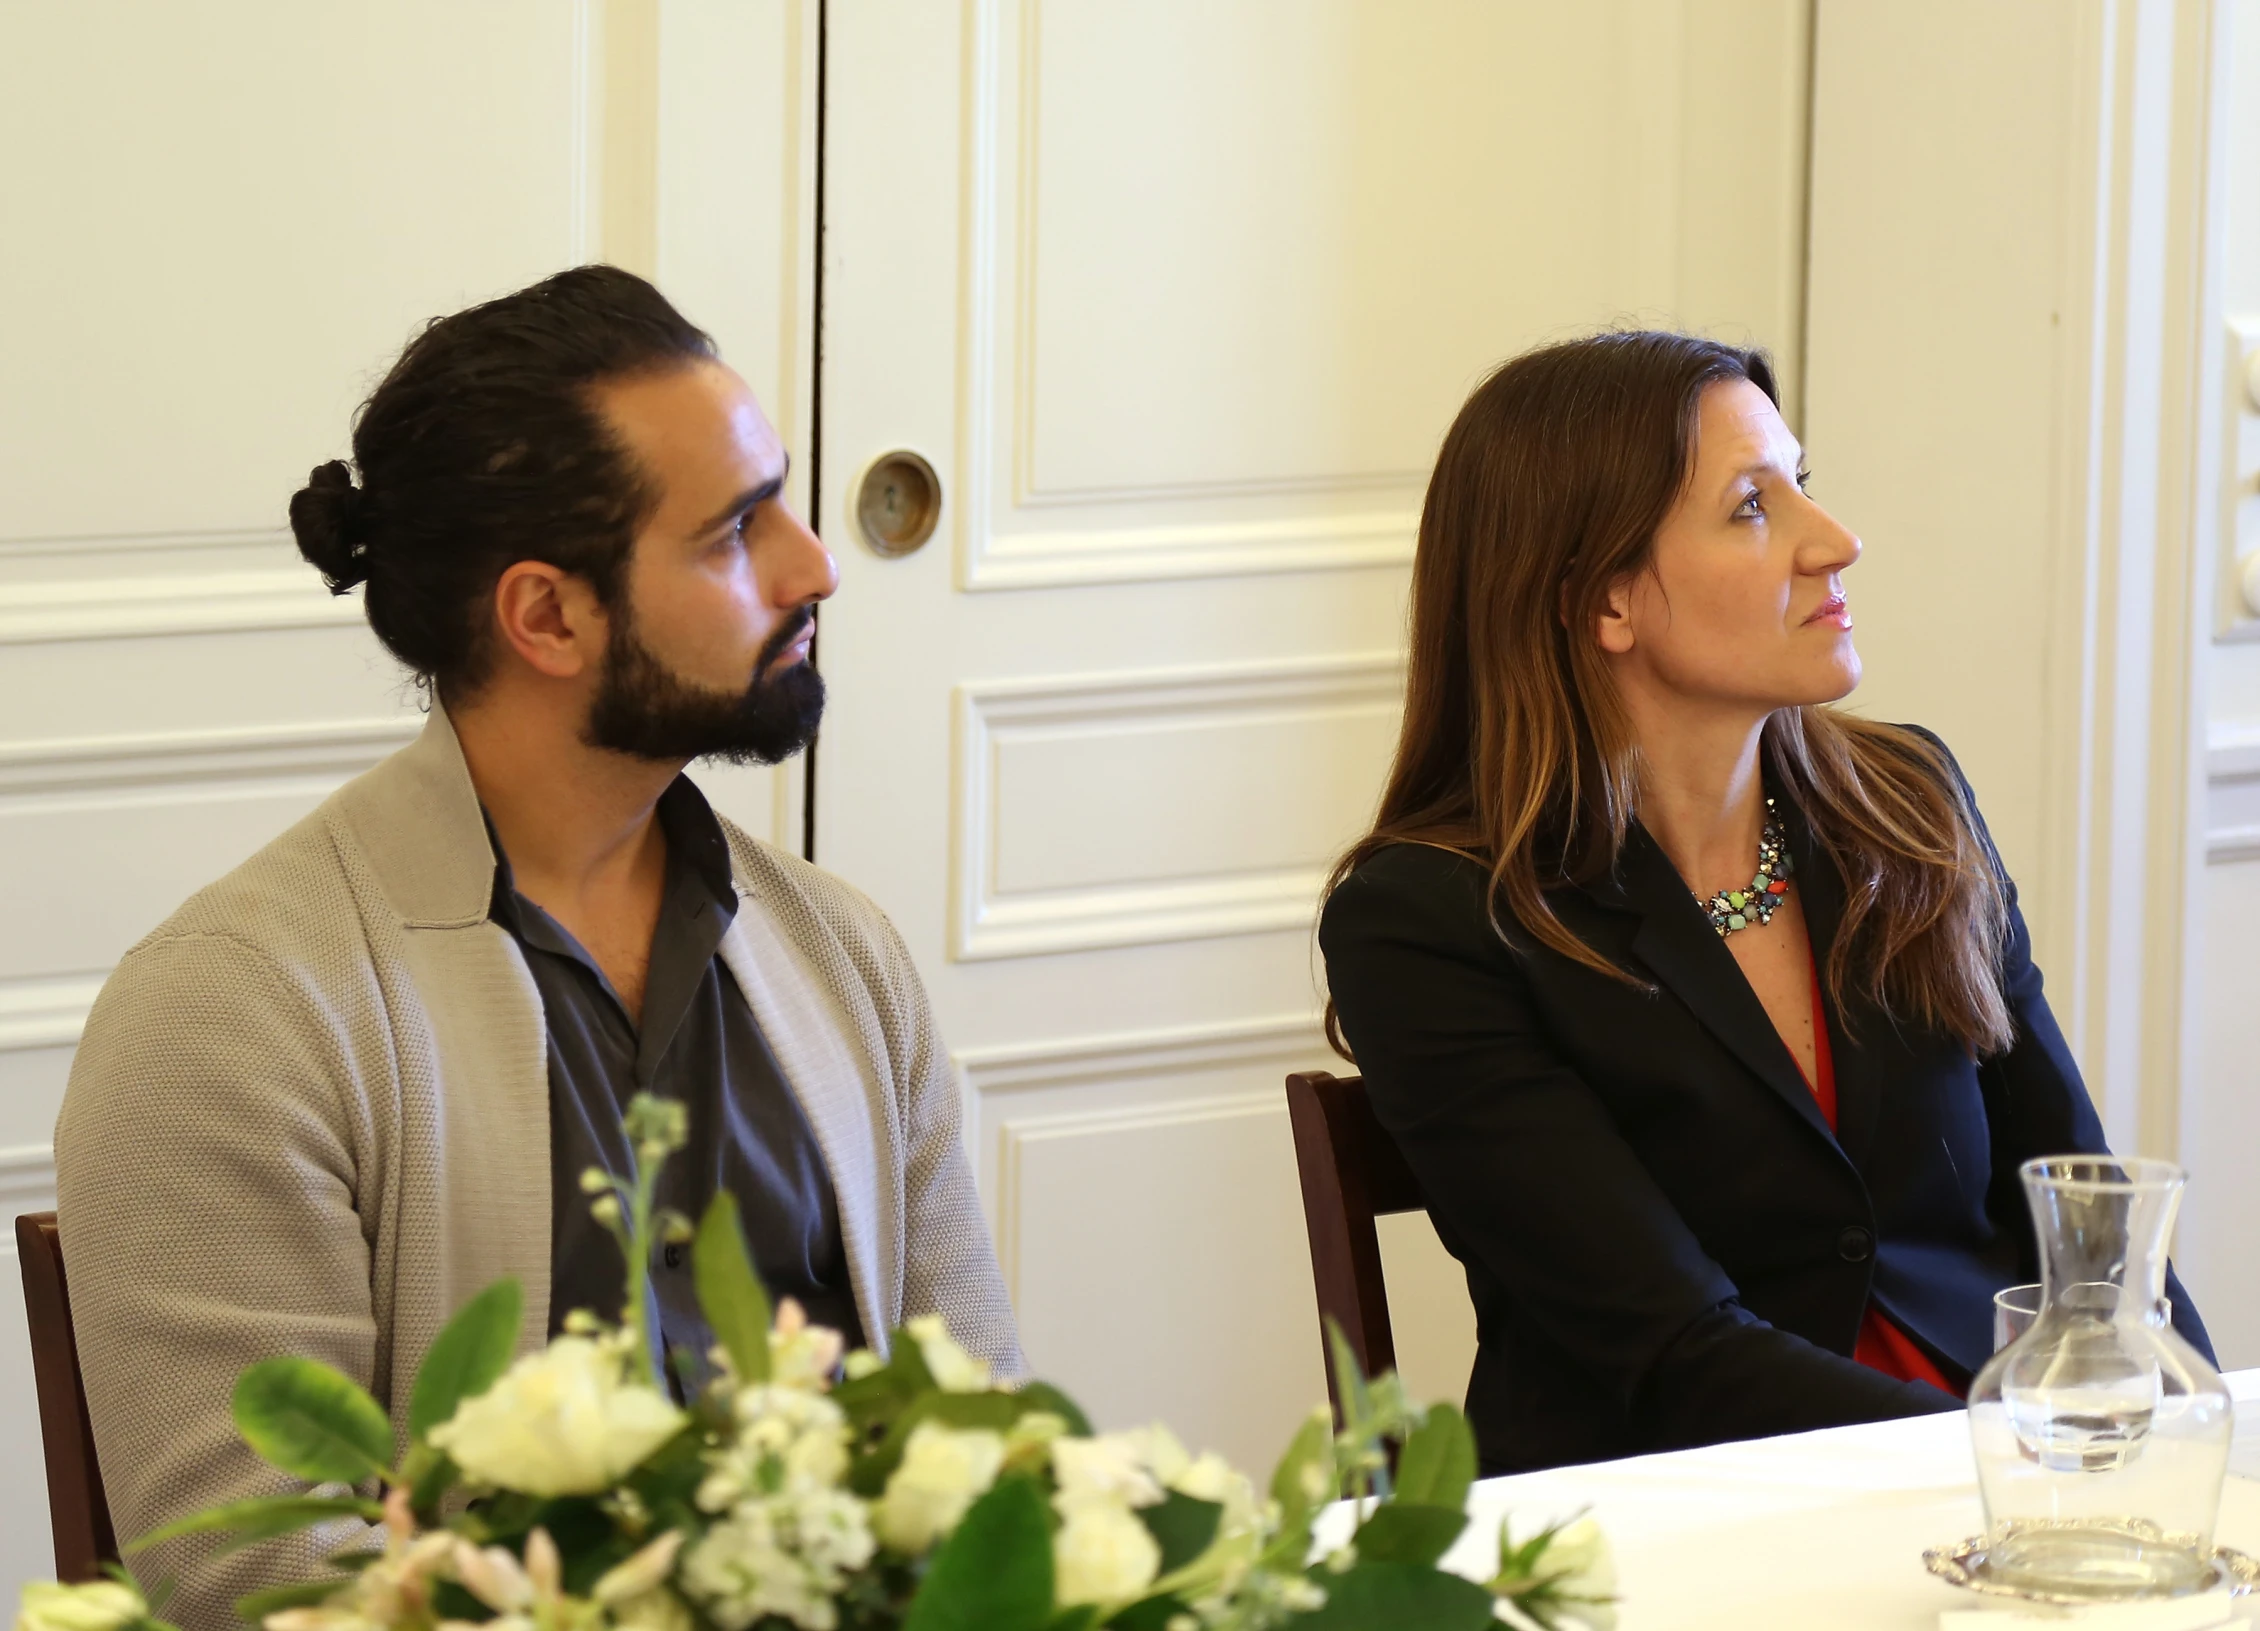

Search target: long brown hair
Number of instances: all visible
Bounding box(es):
[1326,331,2012,1057]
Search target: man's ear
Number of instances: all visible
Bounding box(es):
[1593,573,1639,657]
[491,561,607,679]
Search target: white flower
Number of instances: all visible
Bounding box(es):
[680,1490,875,1631]
[905,1315,990,1393]
[1052,1501,1162,1608]
[267,1491,454,1631]
[767,1300,846,1391]
[1051,1434,1165,1511]
[430,1334,686,1497]
[1533,1518,1616,1631]
[875,1423,1008,1554]
[591,1534,684,1607]
[697,1387,850,1513]
[1170,1452,1261,1537]
[17,1580,146,1631]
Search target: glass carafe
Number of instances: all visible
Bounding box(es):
[1967,1157,2232,1600]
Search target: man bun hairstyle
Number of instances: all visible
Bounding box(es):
[288,265,715,694]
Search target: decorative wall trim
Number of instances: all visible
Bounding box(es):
[2205,723,2260,863]
[954,1012,1327,1097]
[950,654,1401,960]
[0,716,421,801]
[949,0,1420,592]
[0,527,288,562]
[963,511,1416,592]
[0,977,108,1056]
[990,1090,1282,1301]
[0,1146,57,1250]
[0,570,365,645]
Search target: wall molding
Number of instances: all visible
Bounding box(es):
[0,977,108,1056]
[0,1146,57,1250]
[954,1011,1329,1098]
[2205,722,2260,863]
[950,653,1401,960]
[0,716,421,801]
[949,0,1422,592]
[964,510,1416,592]
[0,570,366,645]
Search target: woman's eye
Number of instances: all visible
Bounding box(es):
[1735,491,1764,520]
[1796,468,1814,493]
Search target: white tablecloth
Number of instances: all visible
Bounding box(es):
[1432,1367,2260,1629]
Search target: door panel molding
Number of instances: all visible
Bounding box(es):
[949,653,1401,959]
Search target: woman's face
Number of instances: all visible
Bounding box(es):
[1596,378,1862,716]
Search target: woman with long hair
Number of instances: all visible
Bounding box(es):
[1319,331,2212,1474]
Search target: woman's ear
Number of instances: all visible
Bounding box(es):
[1593,574,1639,656]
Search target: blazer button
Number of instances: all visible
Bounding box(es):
[1838,1225,1874,1263]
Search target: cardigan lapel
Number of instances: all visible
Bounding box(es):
[716,902,898,1351]
[1612,825,1842,1151]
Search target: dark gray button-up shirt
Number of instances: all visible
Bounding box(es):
[486,778,864,1392]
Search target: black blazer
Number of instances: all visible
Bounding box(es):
[1319,740,2212,1476]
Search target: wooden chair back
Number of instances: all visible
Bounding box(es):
[16,1212,118,1579]
[1284,1069,1427,1422]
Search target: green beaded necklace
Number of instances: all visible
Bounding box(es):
[1697,796,1794,937]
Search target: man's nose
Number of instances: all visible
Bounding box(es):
[776,509,838,606]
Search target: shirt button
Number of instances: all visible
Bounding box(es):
[1837,1225,1874,1263]
[662,1243,684,1270]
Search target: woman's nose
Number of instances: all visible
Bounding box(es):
[1802,502,1862,573]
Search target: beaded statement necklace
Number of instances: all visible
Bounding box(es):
[1696,796,1794,937]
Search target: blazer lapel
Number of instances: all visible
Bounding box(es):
[1789,819,1884,1170]
[1614,826,1842,1150]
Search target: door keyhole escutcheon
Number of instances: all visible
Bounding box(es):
[852,449,942,558]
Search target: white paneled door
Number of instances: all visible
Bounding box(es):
[814,0,1814,1472]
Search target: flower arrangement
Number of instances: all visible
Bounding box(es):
[19,1096,1613,1631]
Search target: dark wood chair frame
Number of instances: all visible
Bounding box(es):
[17,1211,119,1580]
[1283,1068,1427,1423]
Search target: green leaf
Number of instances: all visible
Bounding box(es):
[1013,1380,1093,1438]
[901,1475,1054,1631]
[694,1192,774,1384]
[1105,1596,1189,1631]
[1323,1318,1371,1427]
[232,1579,354,1622]
[832,1333,939,1433]
[1137,1491,1223,1576]
[1392,1405,1476,1512]
[403,1442,458,1522]
[127,1494,383,1554]
[232,1358,394,1485]
[849,1390,1025,1497]
[1270,1409,1336,1532]
[408,1278,523,1439]
[1286,1561,1496,1630]
[1349,1502,1467,1569]
[1041,1610,1101,1631]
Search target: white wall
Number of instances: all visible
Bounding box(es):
[0,0,812,1596]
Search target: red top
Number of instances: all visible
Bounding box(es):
[1802,962,1962,1396]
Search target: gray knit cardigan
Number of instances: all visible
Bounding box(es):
[55,707,1022,1631]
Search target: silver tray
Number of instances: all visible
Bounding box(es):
[1924,1527,2260,1607]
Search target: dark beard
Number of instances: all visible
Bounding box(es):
[583,603,825,765]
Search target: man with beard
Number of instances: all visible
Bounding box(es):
[54,268,1021,1628]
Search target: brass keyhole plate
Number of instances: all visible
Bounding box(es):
[853,449,943,558]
